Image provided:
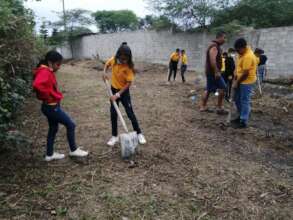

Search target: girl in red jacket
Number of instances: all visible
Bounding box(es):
[33,51,88,161]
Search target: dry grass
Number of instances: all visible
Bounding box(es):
[0,60,292,220]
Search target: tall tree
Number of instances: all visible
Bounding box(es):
[0,0,46,146]
[51,9,94,53]
[39,20,49,41]
[211,0,293,28]
[93,10,139,33]
[146,0,237,29]
[53,9,93,34]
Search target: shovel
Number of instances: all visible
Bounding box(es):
[226,87,236,125]
[256,73,262,96]
[104,79,138,159]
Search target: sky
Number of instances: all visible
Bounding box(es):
[24,0,151,32]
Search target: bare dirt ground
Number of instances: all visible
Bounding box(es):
[1,60,293,220]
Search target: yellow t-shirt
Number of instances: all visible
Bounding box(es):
[105,57,134,90]
[181,54,188,65]
[170,52,180,62]
[221,57,226,72]
[236,47,257,84]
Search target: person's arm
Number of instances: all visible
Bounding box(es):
[33,71,51,99]
[110,82,131,102]
[236,70,249,84]
[103,58,114,81]
[169,53,174,63]
[209,46,221,78]
[103,65,110,81]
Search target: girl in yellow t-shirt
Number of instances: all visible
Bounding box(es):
[180,49,188,83]
[103,45,146,146]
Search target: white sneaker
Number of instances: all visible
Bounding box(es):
[45,152,65,162]
[107,136,119,146]
[69,148,89,157]
[138,134,146,145]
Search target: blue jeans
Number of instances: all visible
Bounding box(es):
[258,65,266,83]
[41,104,77,156]
[234,84,254,124]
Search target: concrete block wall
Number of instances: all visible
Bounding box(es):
[59,26,293,78]
[56,43,72,59]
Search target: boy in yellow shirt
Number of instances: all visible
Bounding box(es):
[168,48,180,82]
[232,38,257,128]
[103,45,146,146]
[180,49,188,83]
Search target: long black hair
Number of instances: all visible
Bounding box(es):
[37,50,63,67]
[114,45,134,70]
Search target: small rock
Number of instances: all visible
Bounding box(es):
[51,210,57,216]
[260,192,269,198]
[282,107,288,112]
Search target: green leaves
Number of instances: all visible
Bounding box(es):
[49,9,94,46]
[146,0,293,30]
[0,0,40,147]
[93,10,139,33]
[146,0,227,29]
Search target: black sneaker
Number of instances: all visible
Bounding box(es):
[231,117,240,124]
[237,120,247,129]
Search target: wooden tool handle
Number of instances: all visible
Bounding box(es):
[104,79,129,133]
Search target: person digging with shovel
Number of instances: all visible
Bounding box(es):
[103,45,146,147]
[232,38,257,128]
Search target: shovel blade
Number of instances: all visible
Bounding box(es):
[120,132,138,159]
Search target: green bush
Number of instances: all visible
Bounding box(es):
[0,0,46,148]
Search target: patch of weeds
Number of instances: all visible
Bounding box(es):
[71,183,83,193]
[142,195,161,217]
[30,183,56,198]
[56,207,68,217]
[45,183,55,194]
[99,192,132,218]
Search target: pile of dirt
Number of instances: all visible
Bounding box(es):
[65,58,105,71]
[134,62,167,74]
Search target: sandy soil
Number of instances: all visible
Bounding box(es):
[1,60,293,220]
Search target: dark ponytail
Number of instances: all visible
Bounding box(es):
[37,50,63,67]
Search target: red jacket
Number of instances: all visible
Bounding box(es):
[33,65,63,104]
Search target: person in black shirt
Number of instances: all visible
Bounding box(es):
[255,48,268,84]
[222,49,235,100]
[259,50,267,83]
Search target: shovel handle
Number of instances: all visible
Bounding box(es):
[226,86,235,124]
[257,74,262,96]
[104,79,129,133]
